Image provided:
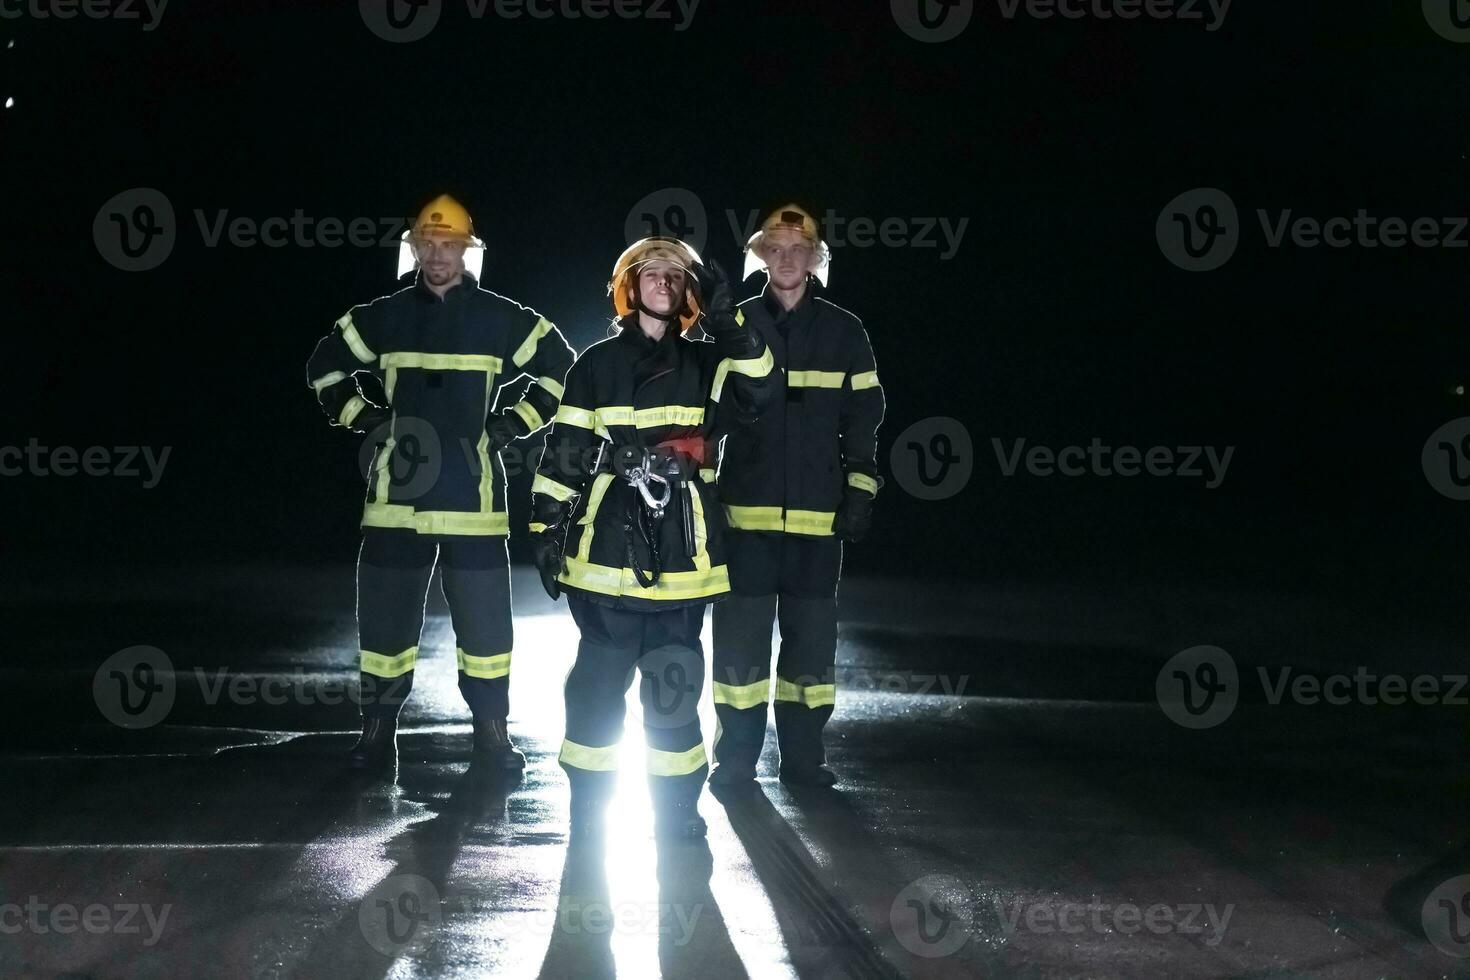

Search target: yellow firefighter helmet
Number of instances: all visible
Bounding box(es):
[398,193,485,279]
[743,203,831,286]
[608,236,704,332]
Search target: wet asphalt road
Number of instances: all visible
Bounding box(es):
[5,561,1470,979]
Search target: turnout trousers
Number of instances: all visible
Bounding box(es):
[711,531,843,772]
[356,527,514,722]
[558,596,710,808]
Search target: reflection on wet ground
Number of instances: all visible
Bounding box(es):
[4,563,1469,978]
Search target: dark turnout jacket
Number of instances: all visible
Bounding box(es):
[716,284,885,535]
[306,271,574,537]
[532,311,775,610]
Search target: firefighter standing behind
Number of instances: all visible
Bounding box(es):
[709,205,886,789]
[306,194,575,772]
[529,237,774,841]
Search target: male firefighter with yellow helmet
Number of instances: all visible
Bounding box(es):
[529,236,774,840]
[306,194,575,772]
[709,204,886,789]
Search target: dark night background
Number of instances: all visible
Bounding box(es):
[6,1,1469,609]
[7,3,1470,976]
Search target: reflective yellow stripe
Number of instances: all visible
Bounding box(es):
[724,506,837,536]
[634,405,704,428]
[512,316,555,369]
[337,313,375,364]
[596,405,704,429]
[690,483,710,572]
[785,510,836,536]
[646,743,708,777]
[378,352,504,373]
[699,468,716,484]
[512,400,543,431]
[847,472,879,495]
[576,473,615,563]
[559,738,621,772]
[528,522,549,534]
[725,505,785,532]
[456,648,511,679]
[560,556,729,602]
[735,308,745,326]
[360,503,510,536]
[710,345,775,402]
[311,370,347,394]
[477,373,495,516]
[554,404,598,430]
[775,678,836,708]
[713,678,770,710]
[597,405,635,427]
[339,395,367,428]
[361,646,417,678]
[532,473,579,502]
[850,370,880,390]
[787,370,846,389]
[536,375,566,400]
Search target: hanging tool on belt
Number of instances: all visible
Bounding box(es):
[612,438,705,588]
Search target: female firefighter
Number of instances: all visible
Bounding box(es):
[528,237,774,841]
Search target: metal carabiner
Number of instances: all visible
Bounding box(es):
[629,466,672,513]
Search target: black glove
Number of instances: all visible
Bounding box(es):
[693,258,735,326]
[831,486,875,543]
[530,496,571,600]
[350,403,393,437]
[486,413,522,453]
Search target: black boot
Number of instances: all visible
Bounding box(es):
[347,716,398,770]
[778,764,837,788]
[708,761,757,788]
[471,717,526,771]
[654,799,708,841]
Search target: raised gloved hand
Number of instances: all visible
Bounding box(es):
[830,486,875,543]
[693,257,734,322]
[530,496,571,600]
[487,413,522,452]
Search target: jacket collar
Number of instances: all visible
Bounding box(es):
[414,270,478,303]
[760,279,818,325]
